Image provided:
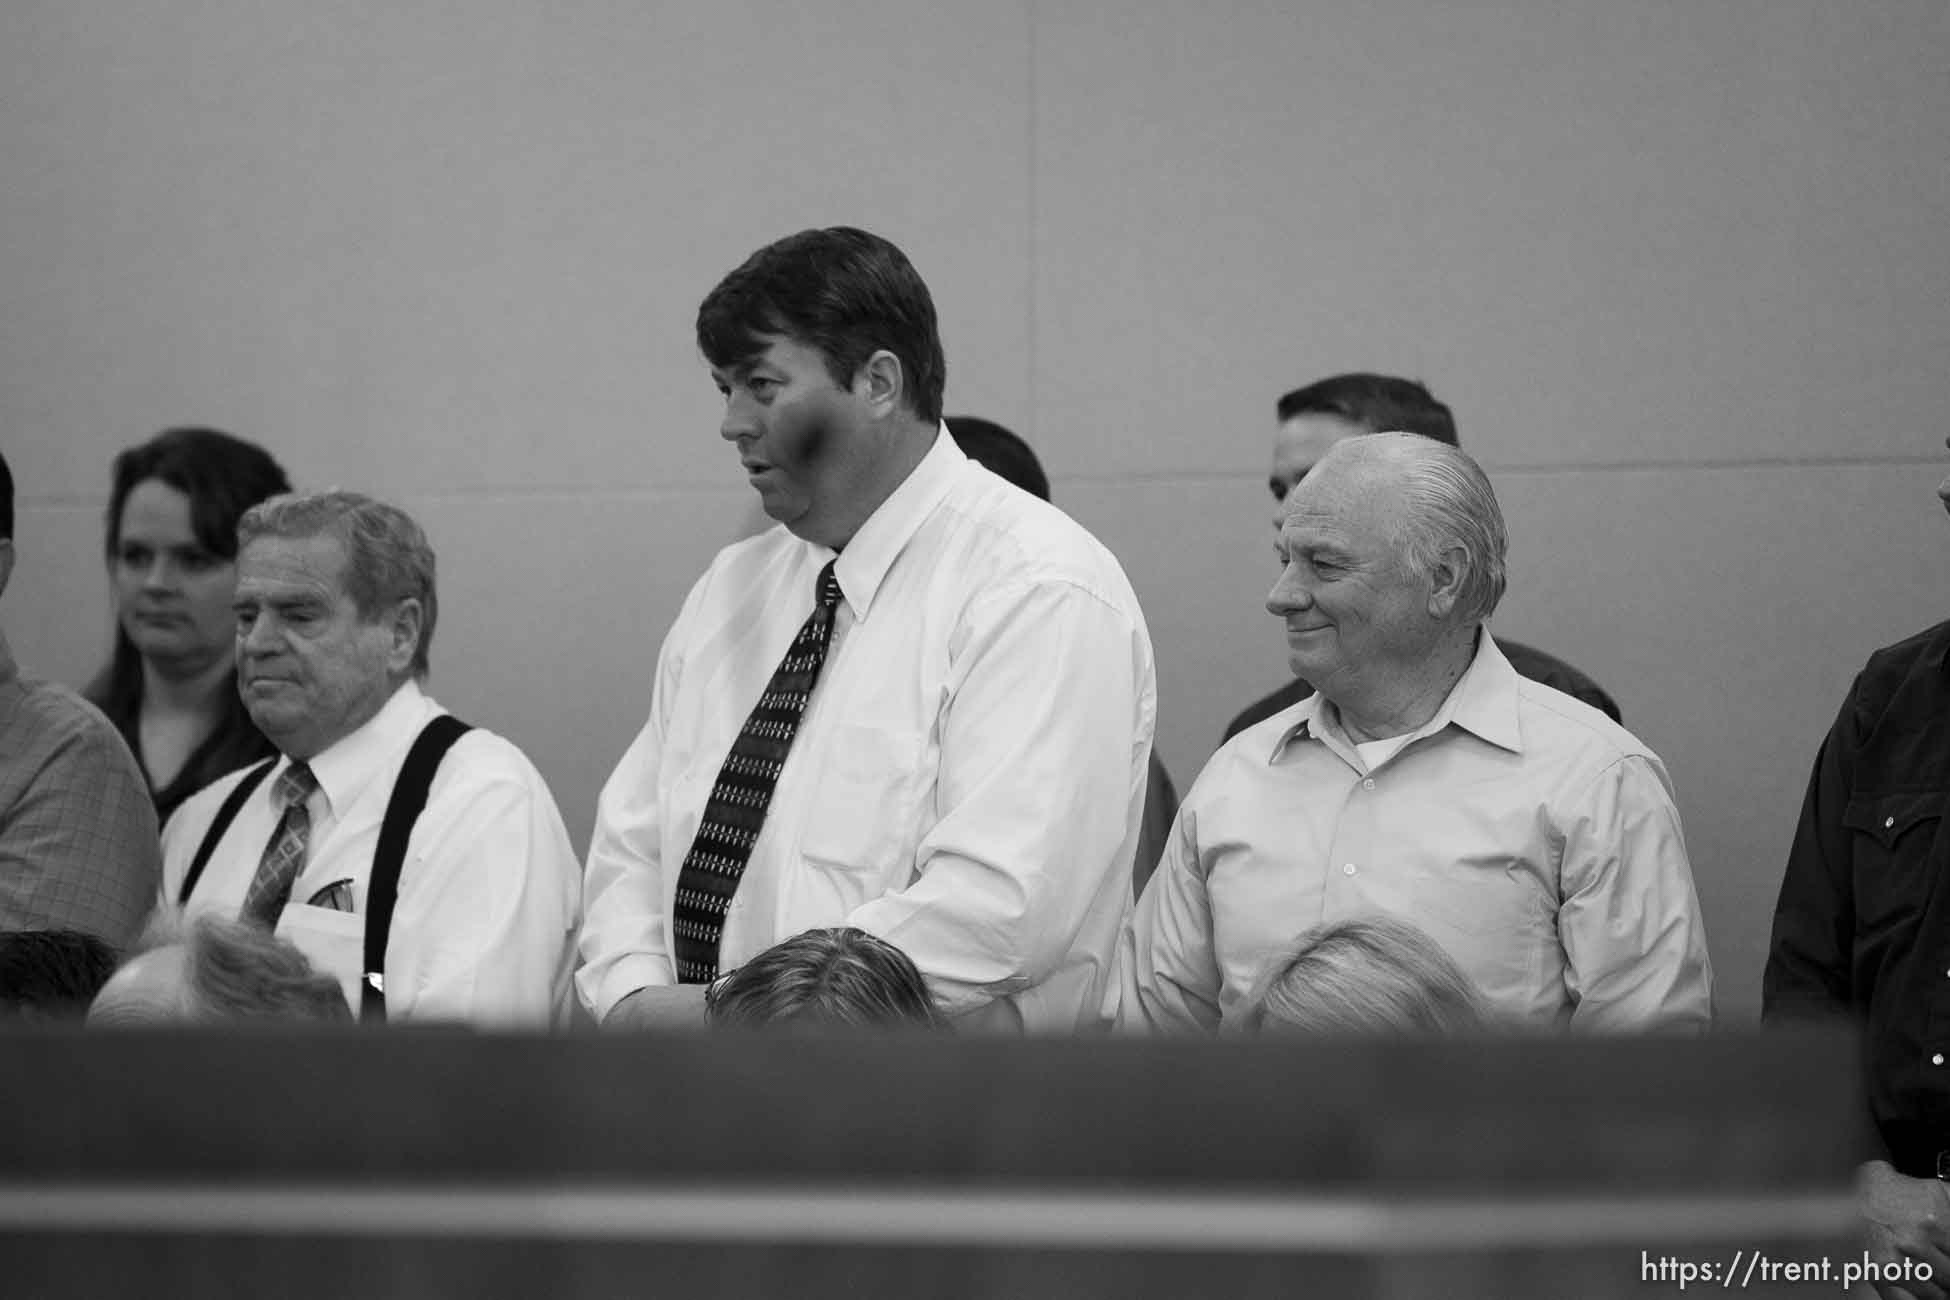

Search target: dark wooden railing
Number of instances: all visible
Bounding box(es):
[0,1026,1862,1298]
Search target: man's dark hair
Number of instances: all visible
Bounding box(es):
[947,415,1050,502]
[1275,373,1458,446]
[706,927,943,1030]
[0,446,13,541]
[697,227,947,424]
[0,930,118,1022]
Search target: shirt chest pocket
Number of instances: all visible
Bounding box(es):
[798,724,928,883]
[1844,791,1947,937]
[276,903,366,1018]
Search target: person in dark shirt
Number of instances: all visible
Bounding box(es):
[1222,374,1618,742]
[84,428,291,825]
[1765,442,1950,1292]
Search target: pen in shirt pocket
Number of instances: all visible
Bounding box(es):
[306,879,357,912]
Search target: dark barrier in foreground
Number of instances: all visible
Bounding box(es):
[0,1027,1861,1298]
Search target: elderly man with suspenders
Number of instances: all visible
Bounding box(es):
[160,491,580,1027]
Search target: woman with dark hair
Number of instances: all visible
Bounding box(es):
[84,428,290,824]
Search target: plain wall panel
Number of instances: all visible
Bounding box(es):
[410,489,757,849]
[5,507,117,682]
[1031,0,1950,478]
[0,0,1033,499]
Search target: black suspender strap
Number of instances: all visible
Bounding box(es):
[177,758,279,906]
[361,714,474,1024]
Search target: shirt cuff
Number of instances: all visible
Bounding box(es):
[578,951,675,1023]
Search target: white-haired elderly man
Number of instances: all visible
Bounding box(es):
[159,491,581,1027]
[1111,433,1713,1033]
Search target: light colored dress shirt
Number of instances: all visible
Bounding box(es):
[1111,633,1713,1033]
[161,680,581,1027]
[0,632,160,949]
[579,428,1156,1031]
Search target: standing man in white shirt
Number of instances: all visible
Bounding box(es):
[162,491,582,1027]
[579,226,1156,1033]
[1112,433,1713,1033]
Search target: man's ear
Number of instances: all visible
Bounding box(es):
[853,349,905,418]
[1426,544,1470,620]
[0,539,14,603]
[386,598,424,676]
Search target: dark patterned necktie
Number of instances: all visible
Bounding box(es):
[240,762,318,927]
[671,561,843,983]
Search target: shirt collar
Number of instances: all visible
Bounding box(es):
[287,678,432,819]
[826,424,964,621]
[1268,629,1525,763]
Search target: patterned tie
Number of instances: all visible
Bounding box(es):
[240,763,319,928]
[671,561,843,983]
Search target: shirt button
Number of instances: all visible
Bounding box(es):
[1343,863,1357,876]
[1887,816,1897,828]
[1362,779,1376,790]
[1935,1054,1945,1066]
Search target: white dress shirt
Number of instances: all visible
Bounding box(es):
[1111,633,1714,1034]
[161,681,582,1028]
[578,428,1156,1031]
